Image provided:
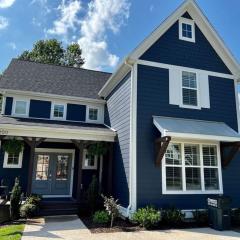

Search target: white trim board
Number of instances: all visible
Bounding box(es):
[137,60,235,80]
[99,0,240,97]
[0,123,116,142]
[35,148,75,198]
[1,89,106,104]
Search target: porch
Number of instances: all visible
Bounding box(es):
[0,116,116,214]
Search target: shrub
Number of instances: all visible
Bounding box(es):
[93,210,110,224]
[26,194,42,206]
[193,210,208,225]
[10,177,22,220]
[132,206,161,229]
[162,207,185,226]
[86,175,99,214]
[20,203,37,218]
[102,195,120,228]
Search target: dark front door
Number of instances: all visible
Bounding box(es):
[32,151,73,196]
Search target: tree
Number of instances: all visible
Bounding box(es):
[18,39,84,68]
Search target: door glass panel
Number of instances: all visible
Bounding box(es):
[36,155,49,180]
[56,155,69,180]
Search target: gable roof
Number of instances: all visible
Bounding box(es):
[99,0,240,97]
[0,59,111,100]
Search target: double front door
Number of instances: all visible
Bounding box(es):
[32,150,73,196]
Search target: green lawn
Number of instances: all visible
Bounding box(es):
[0,224,24,240]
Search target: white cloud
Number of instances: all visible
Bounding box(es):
[47,0,81,37]
[0,0,15,8]
[78,0,130,70]
[30,0,51,14]
[7,42,16,50]
[0,16,8,30]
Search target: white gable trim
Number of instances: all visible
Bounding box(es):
[99,0,240,98]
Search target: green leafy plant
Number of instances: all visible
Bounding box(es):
[162,207,185,226]
[20,203,37,218]
[87,142,108,157]
[132,206,161,229]
[193,210,208,225]
[26,194,42,205]
[2,138,24,154]
[93,210,110,224]
[86,175,99,214]
[102,195,120,228]
[10,177,22,220]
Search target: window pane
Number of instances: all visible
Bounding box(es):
[15,101,27,115]
[166,167,182,190]
[36,155,49,180]
[54,104,64,118]
[182,88,197,106]
[204,168,219,190]
[182,23,192,38]
[89,108,98,120]
[203,145,218,166]
[186,168,201,190]
[7,153,19,165]
[184,144,200,166]
[182,71,197,88]
[56,155,69,180]
[165,143,181,165]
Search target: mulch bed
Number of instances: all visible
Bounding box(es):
[81,216,210,234]
[0,219,26,228]
[81,217,143,233]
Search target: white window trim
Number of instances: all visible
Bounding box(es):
[12,98,29,117]
[180,70,201,110]
[86,105,102,123]
[162,140,223,195]
[82,149,98,170]
[3,151,23,168]
[179,17,195,43]
[51,102,67,120]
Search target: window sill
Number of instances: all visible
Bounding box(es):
[162,190,223,195]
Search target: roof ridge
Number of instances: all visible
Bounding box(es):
[12,58,112,75]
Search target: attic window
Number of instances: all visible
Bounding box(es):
[179,18,195,42]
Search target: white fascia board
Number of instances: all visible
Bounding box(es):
[0,124,116,142]
[98,0,240,96]
[167,131,240,142]
[0,89,106,104]
[98,60,132,98]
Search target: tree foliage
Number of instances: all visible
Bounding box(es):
[18,39,84,68]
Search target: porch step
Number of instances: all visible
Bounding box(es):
[39,199,80,216]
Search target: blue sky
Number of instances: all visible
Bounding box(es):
[0,0,240,73]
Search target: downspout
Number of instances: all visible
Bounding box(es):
[125,58,135,217]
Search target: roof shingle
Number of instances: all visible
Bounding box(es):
[0,59,112,99]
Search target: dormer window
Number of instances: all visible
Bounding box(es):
[87,106,100,122]
[13,99,29,117]
[51,103,66,120]
[179,18,195,42]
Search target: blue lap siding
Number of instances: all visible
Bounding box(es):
[4,97,13,115]
[66,103,86,122]
[140,21,231,74]
[136,64,238,209]
[106,73,131,207]
[29,100,51,119]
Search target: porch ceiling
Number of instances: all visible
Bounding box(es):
[0,116,116,142]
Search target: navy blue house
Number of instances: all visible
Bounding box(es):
[0,0,240,216]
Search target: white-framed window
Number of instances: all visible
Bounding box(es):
[12,99,29,117]
[3,151,23,168]
[162,141,223,194]
[51,103,66,120]
[179,17,195,42]
[181,71,199,108]
[82,149,98,170]
[86,106,100,122]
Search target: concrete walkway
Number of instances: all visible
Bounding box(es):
[22,215,240,240]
